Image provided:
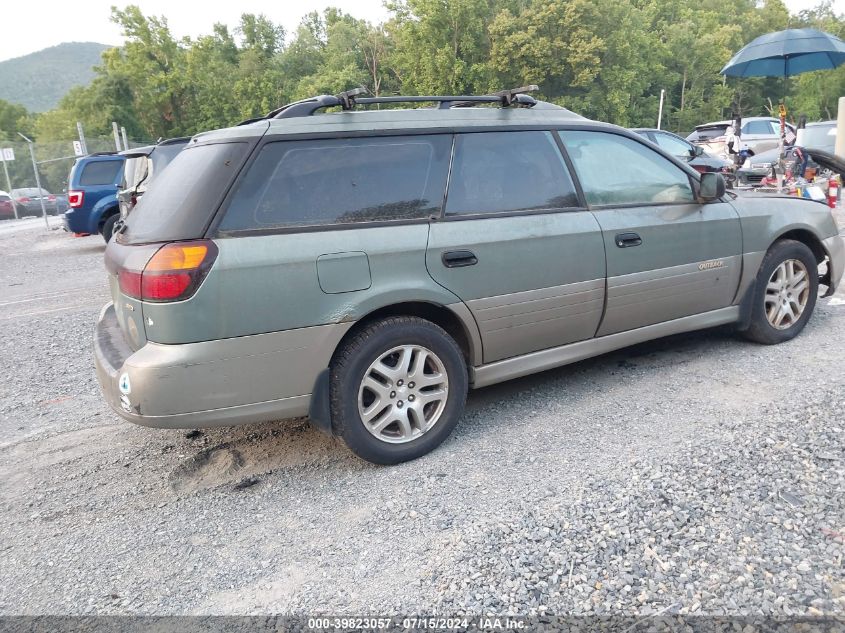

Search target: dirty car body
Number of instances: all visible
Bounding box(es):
[94,91,845,464]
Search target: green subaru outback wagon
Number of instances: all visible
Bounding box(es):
[95,88,844,464]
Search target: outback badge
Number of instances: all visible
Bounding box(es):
[699,259,724,271]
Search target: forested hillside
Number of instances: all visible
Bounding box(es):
[0,42,111,112]
[2,1,845,147]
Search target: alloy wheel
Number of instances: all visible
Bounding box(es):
[764,258,810,330]
[357,345,449,444]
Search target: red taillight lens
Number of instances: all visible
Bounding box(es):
[118,240,217,302]
[68,190,84,208]
[17,197,30,203]
[47,195,56,201]
[118,270,143,298]
[142,273,193,300]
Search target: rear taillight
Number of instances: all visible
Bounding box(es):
[68,191,84,208]
[47,195,56,201]
[17,197,30,203]
[118,240,218,302]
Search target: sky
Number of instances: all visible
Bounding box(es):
[1,0,844,62]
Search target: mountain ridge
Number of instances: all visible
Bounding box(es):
[0,42,111,112]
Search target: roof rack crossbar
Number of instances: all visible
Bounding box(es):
[254,85,541,122]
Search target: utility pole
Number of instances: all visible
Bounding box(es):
[121,126,129,151]
[657,89,665,130]
[1,152,16,219]
[76,122,88,155]
[112,122,122,152]
[18,133,49,229]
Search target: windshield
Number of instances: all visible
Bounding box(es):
[120,142,248,244]
[802,124,836,151]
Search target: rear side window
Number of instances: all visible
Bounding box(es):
[121,142,248,244]
[560,131,695,206]
[79,160,123,186]
[445,131,578,216]
[219,135,451,232]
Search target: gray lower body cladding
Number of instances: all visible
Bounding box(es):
[94,303,351,429]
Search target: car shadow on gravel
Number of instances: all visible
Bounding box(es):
[154,326,744,491]
[466,325,738,413]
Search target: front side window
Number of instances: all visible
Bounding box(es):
[444,131,579,216]
[559,131,695,206]
[219,135,451,232]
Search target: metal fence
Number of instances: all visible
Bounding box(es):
[0,135,152,216]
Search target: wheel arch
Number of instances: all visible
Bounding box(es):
[309,300,481,436]
[332,300,482,368]
[772,227,827,264]
[96,203,120,229]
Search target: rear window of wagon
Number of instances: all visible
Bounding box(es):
[119,142,248,244]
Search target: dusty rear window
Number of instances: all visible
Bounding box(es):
[120,142,247,245]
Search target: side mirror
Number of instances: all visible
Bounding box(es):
[693,145,704,157]
[699,172,726,201]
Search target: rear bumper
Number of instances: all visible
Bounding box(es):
[823,234,845,295]
[63,208,91,233]
[94,303,350,429]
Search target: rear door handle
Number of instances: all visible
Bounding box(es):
[615,232,642,248]
[442,250,478,268]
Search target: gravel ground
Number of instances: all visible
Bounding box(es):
[0,217,843,618]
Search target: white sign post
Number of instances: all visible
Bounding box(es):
[0,148,16,219]
[73,141,84,157]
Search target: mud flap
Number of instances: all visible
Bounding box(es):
[821,261,834,298]
[308,368,333,435]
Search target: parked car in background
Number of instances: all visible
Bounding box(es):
[117,137,189,219]
[633,128,734,179]
[687,117,796,157]
[63,153,125,242]
[94,89,843,465]
[0,191,14,219]
[10,187,62,216]
[736,120,836,185]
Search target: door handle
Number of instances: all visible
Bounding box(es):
[615,232,642,248]
[442,250,478,268]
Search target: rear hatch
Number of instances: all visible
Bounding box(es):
[691,125,729,157]
[104,139,253,349]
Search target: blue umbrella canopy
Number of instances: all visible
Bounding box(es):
[721,28,845,77]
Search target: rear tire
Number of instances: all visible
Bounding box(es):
[101,214,118,242]
[742,239,818,345]
[330,316,468,465]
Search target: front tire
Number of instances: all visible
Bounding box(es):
[101,214,118,242]
[330,316,468,465]
[742,239,818,345]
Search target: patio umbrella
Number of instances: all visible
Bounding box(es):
[721,28,845,164]
[720,28,845,78]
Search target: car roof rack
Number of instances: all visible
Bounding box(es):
[237,85,541,125]
[157,136,191,146]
